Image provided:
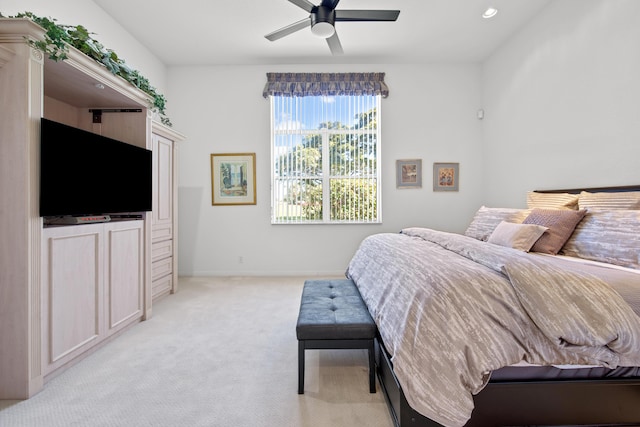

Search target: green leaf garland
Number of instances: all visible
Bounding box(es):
[1,11,172,127]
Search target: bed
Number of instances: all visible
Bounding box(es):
[345,186,640,427]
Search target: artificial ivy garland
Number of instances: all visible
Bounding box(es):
[1,11,172,127]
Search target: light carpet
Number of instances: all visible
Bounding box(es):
[0,276,393,427]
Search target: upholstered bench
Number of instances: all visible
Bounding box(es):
[296,278,377,394]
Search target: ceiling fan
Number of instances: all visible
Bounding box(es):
[264,0,400,55]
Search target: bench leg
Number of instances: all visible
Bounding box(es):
[368,339,376,393]
[298,340,305,394]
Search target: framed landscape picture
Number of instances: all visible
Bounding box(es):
[396,159,422,189]
[211,153,256,205]
[433,162,459,192]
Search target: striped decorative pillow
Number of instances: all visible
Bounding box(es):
[465,206,530,241]
[579,191,640,210]
[561,210,640,270]
[526,191,579,210]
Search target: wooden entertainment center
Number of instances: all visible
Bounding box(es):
[0,19,184,399]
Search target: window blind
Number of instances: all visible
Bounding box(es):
[270,94,381,224]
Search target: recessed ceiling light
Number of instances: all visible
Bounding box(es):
[482,7,498,19]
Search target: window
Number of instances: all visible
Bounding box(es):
[270,94,381,224]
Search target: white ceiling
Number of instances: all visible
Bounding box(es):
[93,0,551,66]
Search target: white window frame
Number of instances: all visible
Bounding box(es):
[270,95,382,224]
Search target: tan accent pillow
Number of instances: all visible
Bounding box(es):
[579,191,640,210]
[523,208,587,255]
[526,191,579,210]
[487,221,548,252]
[561,210,640,269]
[465,206,531,241]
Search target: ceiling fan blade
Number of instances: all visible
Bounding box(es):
[320,0,340,9]
[335,10,400,22]
[288,0,316,13]
[326,32,343,55]
[265,18,311,41]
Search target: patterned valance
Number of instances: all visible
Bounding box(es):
[262,72,389,98]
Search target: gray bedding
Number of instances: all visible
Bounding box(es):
[345,227,640,427]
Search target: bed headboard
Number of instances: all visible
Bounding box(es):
[535,185,640,194]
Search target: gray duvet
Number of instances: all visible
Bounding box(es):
[345,228,640,427]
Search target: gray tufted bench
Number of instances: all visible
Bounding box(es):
[296,278,377,394]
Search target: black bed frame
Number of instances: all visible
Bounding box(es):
[376,338,640,427]
[375,185,640,427]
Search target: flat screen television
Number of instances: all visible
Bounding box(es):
[40,118,152,217]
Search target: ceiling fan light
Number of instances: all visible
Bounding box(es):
[311,21,335,38]
[482,7,498,19]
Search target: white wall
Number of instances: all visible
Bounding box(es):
[0,0,167,93]
[14,0,636,277]
[168,64,484,276]
[481,0,640,207]
[171,0,640,277]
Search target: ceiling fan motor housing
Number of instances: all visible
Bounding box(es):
[311,6,336,37]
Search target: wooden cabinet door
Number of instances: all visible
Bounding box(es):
[105,221,144,335]
[152,133,174,242]
[42,224,104,374]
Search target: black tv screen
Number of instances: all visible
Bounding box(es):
[40,118,152,217]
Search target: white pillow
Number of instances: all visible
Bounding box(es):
[487,221,548,252]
